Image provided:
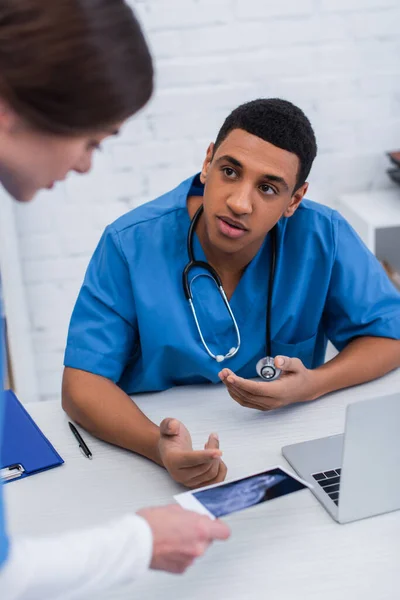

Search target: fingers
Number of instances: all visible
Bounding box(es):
[225,382,278,411]
[226,384,254,408]
[161,426,224,488]
[197,515,231,542]
[218,368,234,381]
[160,418,180,437]
[143,504,230,575]
[224,373,280,397]
[220,359,308,410]
[207,460,228,485]
[208,518,231,541]
[184,459,221,488]
[225,381,261,408]
[195,514,231,543]
[177,434,224,488]
[184,458,219,482]
[172,516,231,572]
[177,448,222,468]
[205,432,219,450]
[220,369,274,404]
[274,355,303,372]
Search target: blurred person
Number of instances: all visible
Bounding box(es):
[0,2,230,599]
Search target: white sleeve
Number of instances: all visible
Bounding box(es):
[0,514,153,600]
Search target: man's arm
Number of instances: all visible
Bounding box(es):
[219,336,400,410]
[1,514,152,600]
[62,367,163,464]
[62,367,227,487]
[0,506,230,600]
[309,335,400,399]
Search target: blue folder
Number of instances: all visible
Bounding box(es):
[0,390,64,484]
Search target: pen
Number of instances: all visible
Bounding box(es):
[68,422,93,459]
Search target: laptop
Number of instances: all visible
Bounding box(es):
[282,393,400,523]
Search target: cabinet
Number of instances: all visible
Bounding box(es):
[336,189,400,271]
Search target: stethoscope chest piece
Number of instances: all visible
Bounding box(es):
[256,356,281,381]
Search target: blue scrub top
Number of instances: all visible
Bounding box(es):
[0,281,10,568]
[64,174,400,395]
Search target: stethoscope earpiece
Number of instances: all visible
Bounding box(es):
[256,357,282,381]
[215,347,237,363]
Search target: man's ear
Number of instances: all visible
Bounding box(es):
[200,142,215,184]
[284,182,308,217]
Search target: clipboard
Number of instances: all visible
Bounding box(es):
[0,390,64,483]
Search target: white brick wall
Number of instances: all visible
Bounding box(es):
[13,0,400,401]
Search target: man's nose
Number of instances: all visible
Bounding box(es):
[226,184,253,214]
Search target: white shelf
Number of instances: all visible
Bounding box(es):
[337,188,400,229]
[337,188,400,271]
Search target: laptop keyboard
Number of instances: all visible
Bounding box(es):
[312,468,341,505]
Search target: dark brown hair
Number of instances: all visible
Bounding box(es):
[0,0,153,134]
[214,99,317,192]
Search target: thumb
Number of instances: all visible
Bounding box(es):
[274,355,302,372]
[160,418,180,438]
[209,519,231,541]
[205,432,220,450]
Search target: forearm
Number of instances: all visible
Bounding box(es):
[311,336,400,399]
[62,368,162,465]
[0,515,152,600]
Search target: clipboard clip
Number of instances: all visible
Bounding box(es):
[0,463,25,482]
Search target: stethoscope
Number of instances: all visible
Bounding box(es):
[182,205,281,381]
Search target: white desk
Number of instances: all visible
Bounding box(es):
[6,372,400,599]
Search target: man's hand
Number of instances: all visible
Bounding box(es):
[158,418,228,488]
[138,504,230,574]
[219,355,319,411]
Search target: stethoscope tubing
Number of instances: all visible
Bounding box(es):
[182,204,278,376]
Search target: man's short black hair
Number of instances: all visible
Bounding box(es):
[213,98,317,192]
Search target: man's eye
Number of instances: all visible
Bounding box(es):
[222,167,237,178]
[260,184,275,195]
